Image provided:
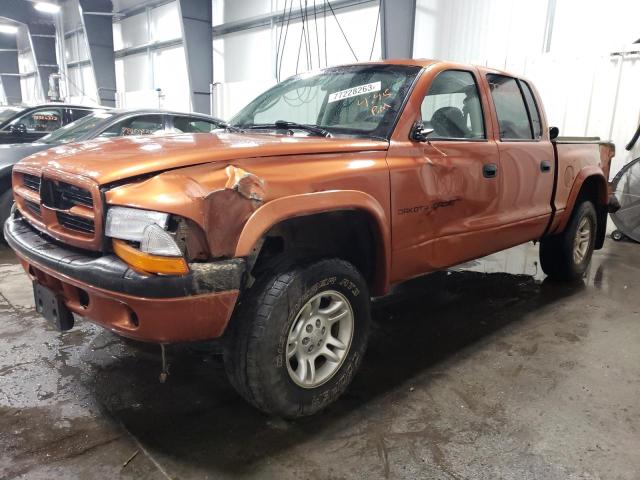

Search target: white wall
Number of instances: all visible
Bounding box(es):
[212,0,381,119]
[113,0,190,111]
[413,0,640,176]
[16,25,44,104]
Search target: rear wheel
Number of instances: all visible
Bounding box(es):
[0,189,13,242]
[224,258,370,418]
[540,201,597,281]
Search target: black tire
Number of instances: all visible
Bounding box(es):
[224,258,370,418]
[0,189,13,243]
[611,230,624,241]
[540,201,597,281]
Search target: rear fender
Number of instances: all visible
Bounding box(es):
[552,166,608,236]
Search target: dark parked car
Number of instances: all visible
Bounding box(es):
[0,108,228,240]
[0,104,104,144]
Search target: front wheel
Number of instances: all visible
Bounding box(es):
[224,258,370,418]
[540,201,597,281]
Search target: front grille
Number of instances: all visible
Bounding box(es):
[23,174,41,192]
[14,169,102,251]
[24,200,41,218]
[57,212,95,234]
[42,179,93,209]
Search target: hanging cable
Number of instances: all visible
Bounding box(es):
[369,1,381,61]
[326,0,358,61]
[296,0,305,73]
[304,0,312,70]
[278,0,294,81]
[324,0,327,67]
[313,0,321,69]
[275,0,288,81]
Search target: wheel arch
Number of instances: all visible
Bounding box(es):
[235,190,391,296]
[556,168,608,249]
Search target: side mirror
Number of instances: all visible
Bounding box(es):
[549,126,559,141]
[9,123,27,136]
[410,122,434,142]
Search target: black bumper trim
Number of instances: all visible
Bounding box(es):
[4,214,245,299]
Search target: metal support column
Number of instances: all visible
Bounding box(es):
[0,34,22,104]
[380,0,416,59]
[79,0,116,106]
[178,0,213,114]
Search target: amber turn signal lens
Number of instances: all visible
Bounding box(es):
[112,239,189,275]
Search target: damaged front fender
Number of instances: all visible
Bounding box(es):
[105,164,266,259]
[204,166,266,258]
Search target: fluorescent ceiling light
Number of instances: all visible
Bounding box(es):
[34,2,61,13]
[0,25,19,34]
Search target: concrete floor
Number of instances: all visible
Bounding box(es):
[1,239,639,480]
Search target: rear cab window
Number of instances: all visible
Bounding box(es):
[486,74,537,141]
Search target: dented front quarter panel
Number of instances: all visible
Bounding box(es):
[104,149,392,264]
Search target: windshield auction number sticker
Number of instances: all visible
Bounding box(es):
[328,81,381,103]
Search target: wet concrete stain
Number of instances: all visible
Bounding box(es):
[1,240,640,479]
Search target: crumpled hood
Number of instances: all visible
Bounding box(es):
[16,132,389,185]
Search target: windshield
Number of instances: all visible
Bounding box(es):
[0,106,24,125]
[39,111,114,144]
[231,64,422,139]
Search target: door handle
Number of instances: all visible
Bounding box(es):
[483,163,498,178]
[540,160,552,172]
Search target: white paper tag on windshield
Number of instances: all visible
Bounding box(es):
[328,81,381,103]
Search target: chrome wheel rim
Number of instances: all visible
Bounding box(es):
[286,290,354,389]
[573,216,592,264]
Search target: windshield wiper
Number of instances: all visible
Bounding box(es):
[242,120,331,137]
[217,121,243,133]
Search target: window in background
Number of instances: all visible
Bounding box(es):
[113,1,189,111]
[150,1,182,42]
[13,109,63,133]
[486,74,533,140]
[173,117,222,133]
[69,109,94,122]
[421,70,485,139]
[98,115,165,137]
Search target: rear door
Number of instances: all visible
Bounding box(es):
[486,74,554,241]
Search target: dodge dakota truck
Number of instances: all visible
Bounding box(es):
[4,60,615,418]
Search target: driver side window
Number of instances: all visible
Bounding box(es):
[420,70,485,140]
[13,109,62,133]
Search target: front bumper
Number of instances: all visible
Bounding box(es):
[4,214,245,343]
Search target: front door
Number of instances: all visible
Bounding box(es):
[389,68,503,281]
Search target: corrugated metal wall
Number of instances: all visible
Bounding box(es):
[414,0,640,176]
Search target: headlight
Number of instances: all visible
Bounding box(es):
[106,207,182,257]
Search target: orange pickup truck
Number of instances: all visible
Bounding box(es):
[5,60,616,417]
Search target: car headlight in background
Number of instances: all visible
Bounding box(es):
[105,206,187,275]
